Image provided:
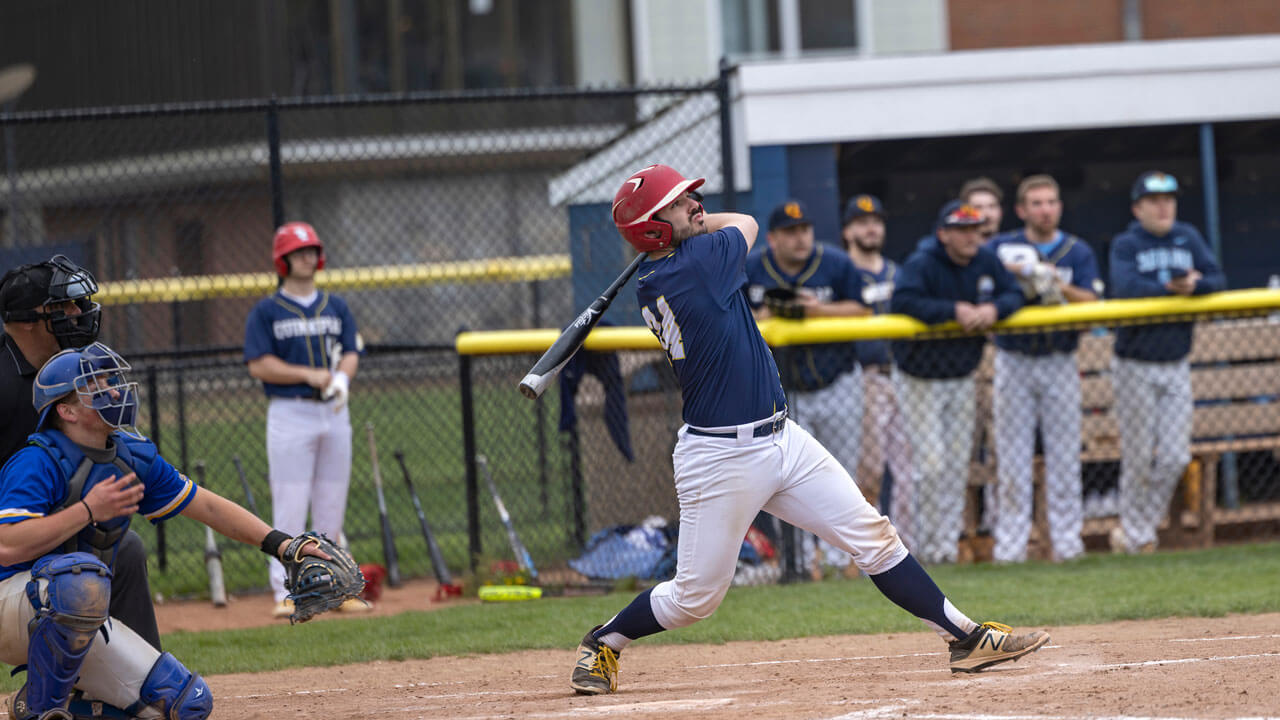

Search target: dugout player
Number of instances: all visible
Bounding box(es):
[960,177,1005,241]
[987,175,1100,563]
[745,199,870,577]
[890,201,1024,565]
[841,194,914,551]
[244,222,367,617]
[1108,171,1224,554]
[0,342,329,719]
[0,256,164,653]
[569,165,1049,696]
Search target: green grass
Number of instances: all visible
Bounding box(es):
[2,542,1275,690]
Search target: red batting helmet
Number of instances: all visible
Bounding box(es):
[272,222,325,276]
[612,165,705,252]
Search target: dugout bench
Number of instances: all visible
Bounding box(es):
[965,318,1280,558]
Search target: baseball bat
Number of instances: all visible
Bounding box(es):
[476,453,538,581]
[519,251,648,399]
[232,454,272,572]
[193,462,228,608]
[393,450,455,588]
[366,422,402,588]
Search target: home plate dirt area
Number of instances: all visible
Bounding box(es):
[202,612,1280,719]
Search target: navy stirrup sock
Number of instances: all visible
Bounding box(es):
[869,554,969,640]
[595,587,665,642]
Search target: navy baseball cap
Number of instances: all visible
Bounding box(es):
[936,199,984,228]
[1131,171,1179,202]
[768,200,812,231]
[842,194,886,224]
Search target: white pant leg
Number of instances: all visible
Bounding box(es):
[881,370,915,550]
[940,376,977,564]
[1112,358,1157,550]
[1147,360,1193,546]
[0,573,164,718]
[897,373,953,563]
[267,398,323,601]
[761,421,907,575]
[309,403,354,539]
[1039,352,1084,561]
[793,369,865,569]
[648,429,784,630]
[992,350,1037,563]
[857,371,887,498]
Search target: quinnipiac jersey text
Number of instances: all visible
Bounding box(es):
[243,291,359,398]
[636,227,787,428]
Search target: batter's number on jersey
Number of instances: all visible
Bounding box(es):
[641,296,686,361]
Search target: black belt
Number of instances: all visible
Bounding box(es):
[687,410,788,439]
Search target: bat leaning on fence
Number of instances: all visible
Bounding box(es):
[518,251,648,399]
[476,454,539,582]
[193,461,228,608]
[232,454,272,572]
[365,422,403,588]
[394,450,463,600]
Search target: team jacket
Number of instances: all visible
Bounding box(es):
[744,243,864,392]
[0,430,196,582]
[890,237,1023,379]
[988,229,1100,356]
[1109,220,1225,362]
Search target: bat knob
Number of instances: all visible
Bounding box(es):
[518,373,547,399]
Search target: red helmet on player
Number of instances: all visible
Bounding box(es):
[612,165,705,252]
[273,222,326,276]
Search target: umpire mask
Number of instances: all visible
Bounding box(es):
[0,255,102,349]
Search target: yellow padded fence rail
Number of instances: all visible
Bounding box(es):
[95,254,571,305]
[455,288,1280,355]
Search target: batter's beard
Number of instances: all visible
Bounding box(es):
[853,237,883,253]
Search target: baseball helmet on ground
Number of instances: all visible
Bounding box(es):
[34,342,141,437]
[273,222,326,276]
[612,165,705,252]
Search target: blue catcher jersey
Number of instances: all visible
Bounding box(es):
[744,243,865,391]
[0,430,196,582]
[988,230,1100,355]
[636,227,787,428]
[853,259,898,366]
[243,290,360,398]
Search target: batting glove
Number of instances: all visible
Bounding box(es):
[323,370,350,413]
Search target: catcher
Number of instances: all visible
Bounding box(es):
[0,342,363,720]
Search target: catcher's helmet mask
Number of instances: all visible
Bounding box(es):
[34,342,142,439]
[273,222,326,277]
[0,255,102,349]
[612,165,706,253]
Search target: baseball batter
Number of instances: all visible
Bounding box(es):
[0,342,327,719]
[1108,171,1224,553]
[890,201,1024,565]
[842,194,914,550]
[987,175,1100,563]
[569,165,1049,696]
[745,199,870,575]
[244,222,364,617]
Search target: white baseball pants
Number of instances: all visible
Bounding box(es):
[1111,357,1192,551]
[648,418,908,630]
[266,396,353,601]
[896,372,976,565]
[992,349,1084,562]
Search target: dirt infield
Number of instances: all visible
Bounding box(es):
[168,584,1280,720]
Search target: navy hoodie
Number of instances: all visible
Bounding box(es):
[891,237,1023,379]
[1109,220,1225,362]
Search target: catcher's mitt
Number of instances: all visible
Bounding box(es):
[282,532,366,623]
[764,287,806,319]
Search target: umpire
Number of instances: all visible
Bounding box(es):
[745,200,871,576]
[0,256,163,651]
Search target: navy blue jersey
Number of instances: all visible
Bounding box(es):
[243,291,360,398]
[744,243,864,391]
[989,230,1100,355]
[890,239,1023,379]
[636,227,786,427]
[852,259,898,367]
[1109,220,1225,362]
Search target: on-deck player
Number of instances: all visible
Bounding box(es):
[987,175,1100,563]
[244,222,367,617]
[0,342,328,719]
[1108,171,1225,554]
[569,165,1049,696]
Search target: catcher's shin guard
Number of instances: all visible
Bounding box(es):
[126,653,212,720]
[22,553,112,717]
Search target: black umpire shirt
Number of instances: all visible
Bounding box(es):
[0,332,40,462]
